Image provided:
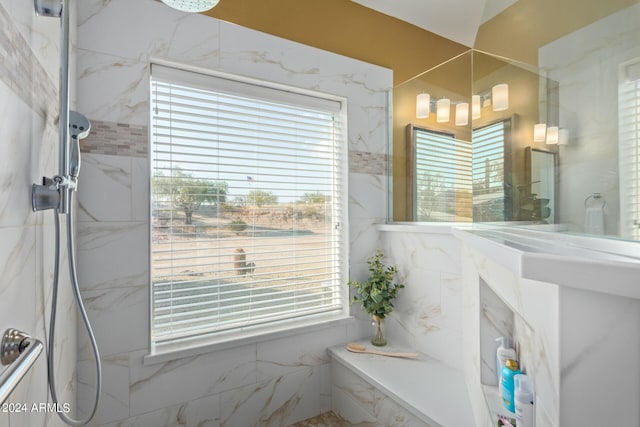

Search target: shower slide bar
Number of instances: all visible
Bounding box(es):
[0,329,44,405]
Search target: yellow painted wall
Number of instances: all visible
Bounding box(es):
[205,0,468,85]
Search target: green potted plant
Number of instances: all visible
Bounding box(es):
[348,249,405,346]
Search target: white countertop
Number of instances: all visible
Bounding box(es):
[378,223,640,300]
[329,343,475,427]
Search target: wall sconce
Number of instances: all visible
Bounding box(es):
[492,84,509,111]
[472,95,481,120]
[546,126,559,145]
[533,123,547,142]
[436,98,450,123]
[471,83,509,119]
[416,93,430,119]
[455,103,469,126]
[558,128,570,145]
[415,93,469,126]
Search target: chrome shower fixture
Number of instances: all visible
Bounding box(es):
[32,111,91,212]
[69,111,91,179]
[34,0,62,17]
[160,0,220,13]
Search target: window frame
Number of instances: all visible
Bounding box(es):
[146,62,351,361]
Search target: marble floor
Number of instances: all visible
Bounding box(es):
[287,411,370,427]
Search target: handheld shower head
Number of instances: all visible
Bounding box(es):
[69,111,91,180]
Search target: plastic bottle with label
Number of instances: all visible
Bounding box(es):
[514,374,535,427]
[501,359,521,413]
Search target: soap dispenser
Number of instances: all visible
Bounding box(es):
[495,337,516,386]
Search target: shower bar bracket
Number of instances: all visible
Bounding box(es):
[0,329,44,405]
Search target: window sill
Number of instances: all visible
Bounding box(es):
[143,314,354,366]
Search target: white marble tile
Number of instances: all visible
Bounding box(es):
[78,0,221,67]
[219,367,322,427]
[0,81,38,227]
[374,391,432,427]
[77,154,132,222]
[76,221,148,290]
[348,218,383,266]
[77,285,148,361]
[0,227,37,333]
[76,50,149,126]
[349,173,387,220]
[6,0,61,87]
[331,386,378,425]
[381,232,462,276]
[218,20,391,96]
[77,353,129,425]
[331,361,376,416]
[100,392,220,427]
[347,97,390,155]
[318,363,332,414]
[257,325,346,380]
[129,345,257,416]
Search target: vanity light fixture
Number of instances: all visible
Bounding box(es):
[436,98,450,123]
[455,102,469,126]
[533,123,547,142]
[160,0,220,12]
[471,95,481,120]
[492,83,509,111]
[558,128,570,145]
[416,93,430,119]
[470,83,509,119]
[546,126,559,145]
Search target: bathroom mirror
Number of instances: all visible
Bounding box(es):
[389,0,640,242]
[522,147,558,223]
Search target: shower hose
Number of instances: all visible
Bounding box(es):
[49,191,102,426]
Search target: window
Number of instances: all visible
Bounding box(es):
[472,120,511,222]
[408,125,472,222]
[619,59,640,240]
[149,64,348,347]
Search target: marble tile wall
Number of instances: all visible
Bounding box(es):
[331,360,433,427]
[379,230,465,369]
[0,1,76,426]
[74,0,392,425]
[539,3,640,237]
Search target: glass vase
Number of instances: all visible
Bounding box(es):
[371,315,387,347]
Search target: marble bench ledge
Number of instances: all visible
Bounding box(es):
[328,342,475,427]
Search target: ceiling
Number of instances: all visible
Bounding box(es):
[350,0,518,47]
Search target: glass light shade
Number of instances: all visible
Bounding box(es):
[455,102,469,126]
[558,128,570,145]
[472,95,481,119]
[533,123,547,142]
[416,93,430,119]
[492,83,509,112]
[436,98,450,123]
[160,0,220,12]
[546,126,559,144]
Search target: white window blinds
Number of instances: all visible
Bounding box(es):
[619,59,640,240]
[412,127,472,222]
[472,121,508,222]
[150,64,348,344]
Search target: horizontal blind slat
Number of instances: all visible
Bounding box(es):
[150,66,346,343]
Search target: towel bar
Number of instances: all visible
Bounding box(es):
[0,329,44,405]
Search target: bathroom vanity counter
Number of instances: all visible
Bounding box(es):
[329,342,475,427]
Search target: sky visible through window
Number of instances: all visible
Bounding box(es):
[152,82,336,204]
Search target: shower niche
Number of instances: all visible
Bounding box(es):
[478,279,536,422]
